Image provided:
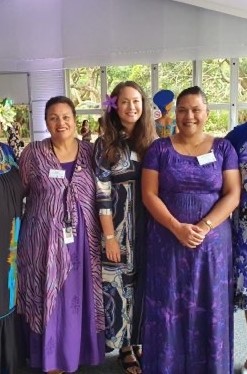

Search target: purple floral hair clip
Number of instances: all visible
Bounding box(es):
[102,94,117,113]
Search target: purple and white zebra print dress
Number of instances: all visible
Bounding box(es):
[17,138,105,372]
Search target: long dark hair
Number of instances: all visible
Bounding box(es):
[102,81,155,163]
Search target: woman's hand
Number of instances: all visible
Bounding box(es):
[105,238,121,262]
[172,222,206,249]
[196,221,211,236]
[142,169,207,250]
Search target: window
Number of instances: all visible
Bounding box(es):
[67,57,247,136]
[238,110,247,124]
[76,114,101,142]
[158,61,193,96]
[238,58,247,103]
[69,67,101,110]
[107,64,151,97]
[206,110,229,136]
[202,59,230,103]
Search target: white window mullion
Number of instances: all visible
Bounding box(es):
[193,60,202,87]
[101,66,107,105]
[151,64,158,96]
[230,58,239,130]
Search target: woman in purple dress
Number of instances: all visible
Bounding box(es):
[141,86,241,374]
[17,96,105,373]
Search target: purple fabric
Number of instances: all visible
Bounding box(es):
[17,139,104,336]
[141,137,238,374]
[25,162,104,372]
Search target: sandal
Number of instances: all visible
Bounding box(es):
[242,360,247,374]
[132,345,142,361]
[118,347,142,374]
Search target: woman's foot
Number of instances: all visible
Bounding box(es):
[132,345,142,361]
[118,346,142,374]
[242,360,247,374]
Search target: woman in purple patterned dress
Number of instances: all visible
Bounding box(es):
[141,86,241,374]
[226,122,247,373]
[17,96,104,374]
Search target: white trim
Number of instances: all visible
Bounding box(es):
[151,64,159,96]
[230,58,239,129]
[100,66,107,107]
[171,0,247,20]
[193,60,202,87]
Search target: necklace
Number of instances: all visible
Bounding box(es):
[50,139,79,162]
[180,143,202,156]
[175,135,209,157]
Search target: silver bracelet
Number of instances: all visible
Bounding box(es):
[99,208,112,216]
[105,234,115,240]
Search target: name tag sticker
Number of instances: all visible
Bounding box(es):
[63,227,74,244]
[49,169,65,179]
[130,151,138,162]
[197,151,216,166]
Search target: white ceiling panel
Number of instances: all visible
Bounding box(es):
[171,0,247,19]
[0,0,247,71]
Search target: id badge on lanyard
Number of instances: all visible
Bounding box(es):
[63,226,74,244]
[63,196,74,244]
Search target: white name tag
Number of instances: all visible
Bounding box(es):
[197,151,216,166]
[130,151,139,162]
[49,169,65,179]
[63,227,74,244]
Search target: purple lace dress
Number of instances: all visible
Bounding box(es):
[141,137,238,374]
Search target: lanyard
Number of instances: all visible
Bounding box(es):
[63,186,72,230]
[50,140,78,231]
[63,161,77,231]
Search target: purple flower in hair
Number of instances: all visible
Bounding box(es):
[102,94,117,113]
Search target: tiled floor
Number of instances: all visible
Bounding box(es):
[18,310,247,373]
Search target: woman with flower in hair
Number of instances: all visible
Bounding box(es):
[94,81,156,374]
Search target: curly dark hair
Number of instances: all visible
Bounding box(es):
[102,81,155,163]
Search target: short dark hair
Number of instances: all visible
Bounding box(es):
[176,86,208,108]
[45,96,76,120]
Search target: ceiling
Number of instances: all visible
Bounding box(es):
[171,0,247,19]
[1,0,247,72]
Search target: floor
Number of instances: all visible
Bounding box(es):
[18,310,247,373]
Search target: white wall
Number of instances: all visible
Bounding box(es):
[62,0,247,67]
[0,73,29,104]
[29,71,66,141]
[0,0,63,71]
